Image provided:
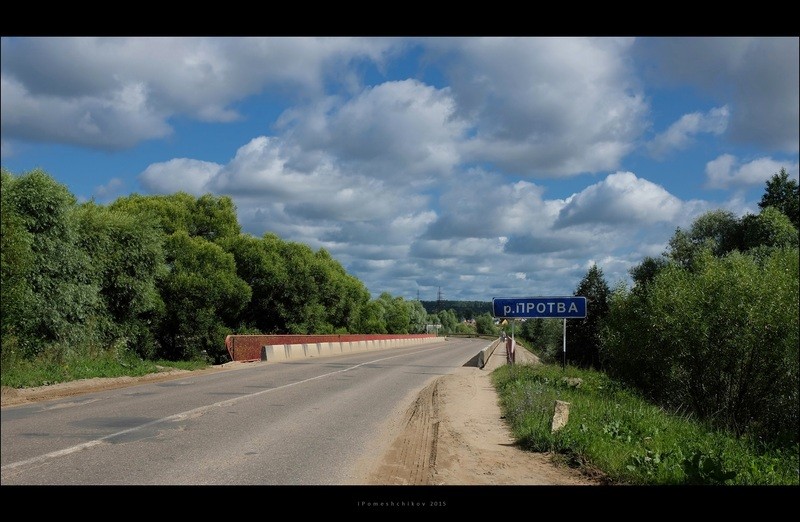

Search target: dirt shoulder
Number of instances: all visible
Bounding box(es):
[2,345,602,485]
[364,344,602,485]
[0,362,247,408]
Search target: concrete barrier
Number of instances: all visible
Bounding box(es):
[477,337,502,369]
[251,335,441,363]
[228,334,438,362]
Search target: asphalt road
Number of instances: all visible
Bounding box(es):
[1,337,487,485]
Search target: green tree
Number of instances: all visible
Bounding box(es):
[406,300,428,334]
[629,256,669,294]
[475,313,497,335]
[3,169,99,355]
[567,264,610,369]
[190,194,241,242]
[740,206,799,252]
[309,248,370,333]
[0,169,34,351]
[382,293,411,334]
[217,233,288,333]
[758,168,799,229]
[602,248,799,444]
[72,202,165,357]
[666,210,742,268]
[276,241,337,334]
[109,192,195,236]
[360,299,387,333]
[156,231,251,362]
[436,309,459,334]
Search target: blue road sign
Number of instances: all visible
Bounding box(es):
[492,296,587,319]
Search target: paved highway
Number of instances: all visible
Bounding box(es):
[1,337,487,485]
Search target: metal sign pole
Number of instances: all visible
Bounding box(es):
[562,318,566,370]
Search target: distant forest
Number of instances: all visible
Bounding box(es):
[419,300,492,319]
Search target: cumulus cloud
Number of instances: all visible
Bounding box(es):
[92,178,125,201]
[555,172,684,228]
[140,158,222,195]
[635,37,799,153]
[207,136,429,222]
[705,154,800,189]
[411,237,507,260]
[278,79,466,182]
[1,37,397,150]
[648,106,729,159]
[428,37,648,176]
[1,74,172,149]
[423,170,558,240]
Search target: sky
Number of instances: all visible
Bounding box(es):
[2,36,799,302]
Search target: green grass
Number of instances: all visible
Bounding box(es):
[492,363,800,485]
[0,339,211,389]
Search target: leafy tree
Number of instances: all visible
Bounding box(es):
[436,309,459,334]
[629,256,669,294]
[517,318,563,361]
[156,231,251,362]
[382,293,411,334]
[740,206,799,252]
[72,202,165,357]
[758,168,799,229]
[309,248,370,333]
[666,210,742,268]
[406,300,428,334]
[276,241,339,334]
[602,248,799,444]
[190,194,241,242]
[217,233,288,333]
[567,264,610,369]
[360,299,387,333]
[0,169,34,350]
[475,313,497,335]
[109,192,195,236]
[3,169,99,355]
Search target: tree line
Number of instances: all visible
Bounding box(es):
[516,169,799,447]
[0,168,477,367]
[3,166,796,447]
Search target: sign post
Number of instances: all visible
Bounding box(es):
[492,296,587,370]
[562,318,567,370]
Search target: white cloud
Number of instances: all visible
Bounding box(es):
[430,37,648,176]
[139,158,222,195]
[648,106,729,159]
[635,37,799,153]
[278,79,466,182]
[1,37,398,150]
[1,74,172,149]
[556,171,684,227]
[423,170,559,240]
[705,154,800,189]
[92,177,125,201]
[207,136,429,222]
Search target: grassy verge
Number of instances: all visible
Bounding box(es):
[492,363,799,485]
[0,342,210,389]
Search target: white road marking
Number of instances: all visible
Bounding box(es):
[1,345,445,473]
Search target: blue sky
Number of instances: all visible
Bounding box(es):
[2,37,798,301]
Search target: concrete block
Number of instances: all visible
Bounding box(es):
[286,344,305,360]
[551,400,571,432]
[261,345,287,362]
